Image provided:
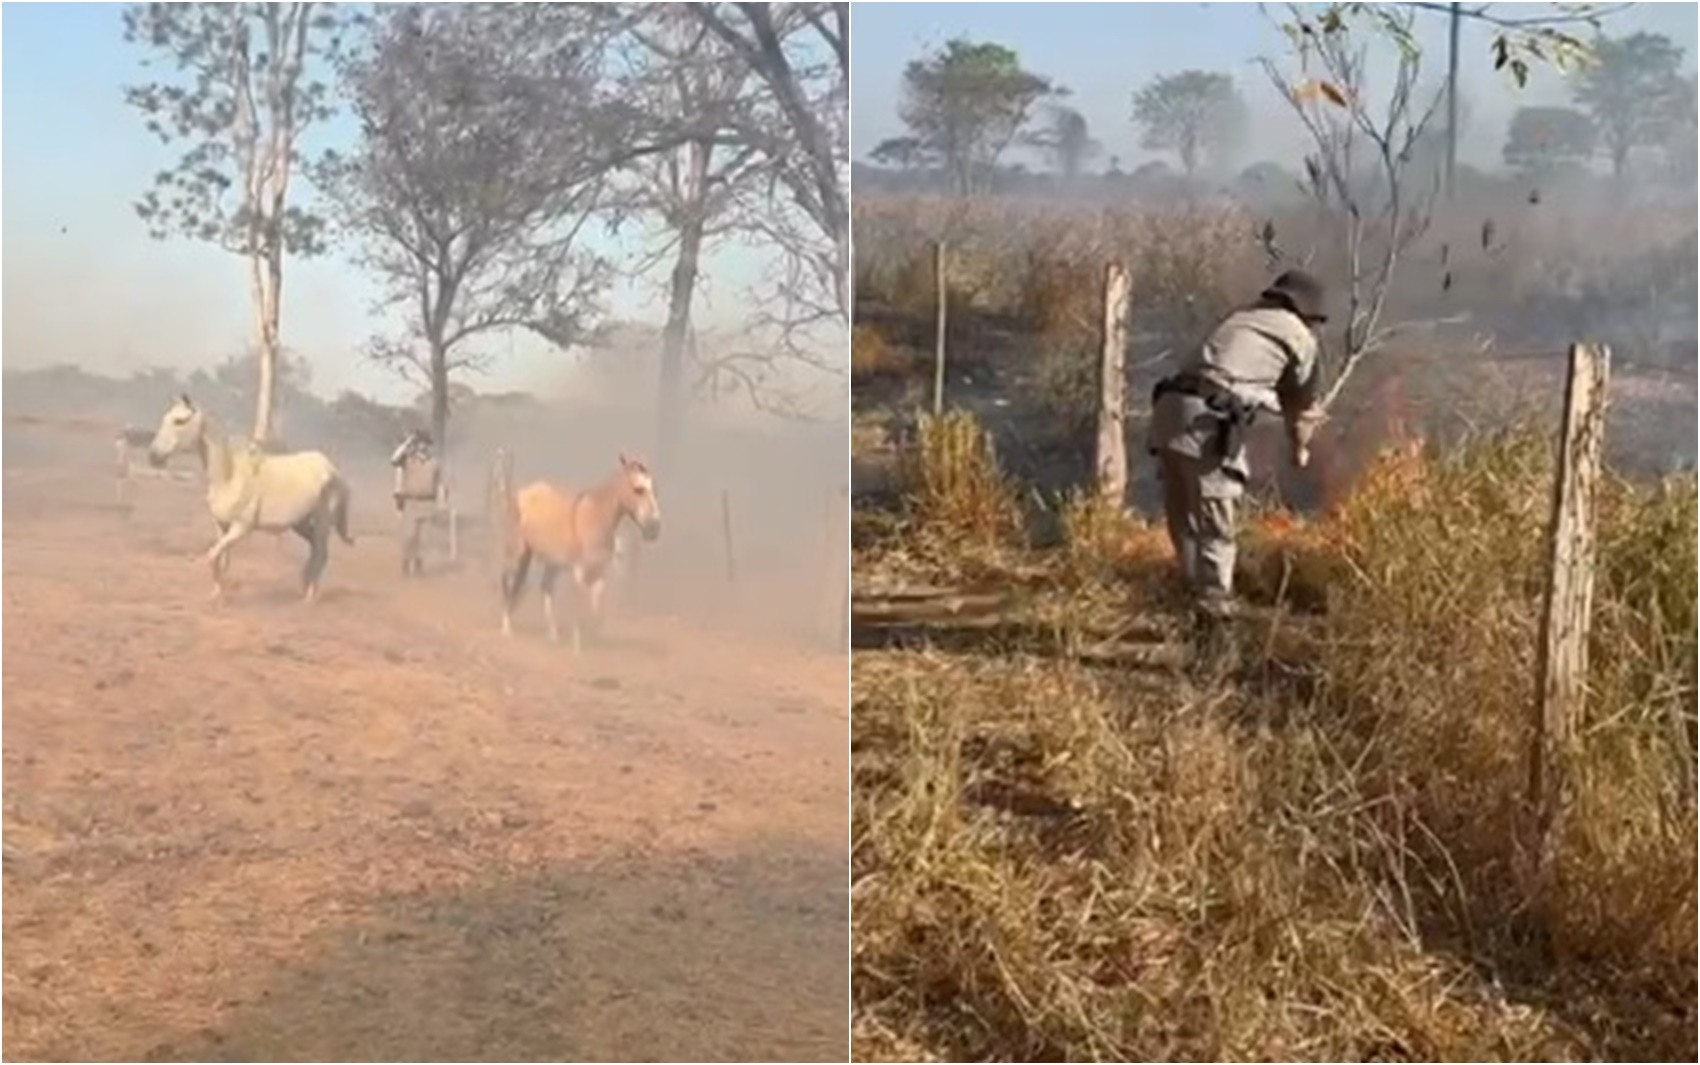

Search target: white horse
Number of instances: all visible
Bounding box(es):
[147,394,354,602]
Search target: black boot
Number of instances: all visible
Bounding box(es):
[1187,600,1240,683]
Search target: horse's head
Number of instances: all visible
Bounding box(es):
[616,452,662,542]
[148,394,205,467]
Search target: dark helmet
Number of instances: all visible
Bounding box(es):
[1260,269,1328,324]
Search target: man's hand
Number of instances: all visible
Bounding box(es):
[1285,407,1326,469]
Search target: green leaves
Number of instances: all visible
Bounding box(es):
[1280,1,1609,91]
[1572,31,1689,177]
[120,2,354,257]
[898,36,1060,195]
[1131,69,1247,179]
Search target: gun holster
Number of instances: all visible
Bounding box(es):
[1152,372,1257,459]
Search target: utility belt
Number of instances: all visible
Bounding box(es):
[1152,371,1258,458]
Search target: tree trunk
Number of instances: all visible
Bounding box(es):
[250,246,283,444]
[430,335,450,460]
[657,228,703,470]
[657,140,712,470]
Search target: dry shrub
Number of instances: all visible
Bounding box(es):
[1319,430,1697,1041]
[1057,489,1173,588]
[852,323,912,385]
[1027,248,1104,437]
[899,409,1023,551]
[853,196,1022,318]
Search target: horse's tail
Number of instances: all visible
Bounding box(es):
[326,474,355,545]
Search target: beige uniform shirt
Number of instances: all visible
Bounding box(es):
[1147,306,1320,482]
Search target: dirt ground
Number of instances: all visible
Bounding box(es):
[1,431,848,1062]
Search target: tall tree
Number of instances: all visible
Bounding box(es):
[623,6,766,465]
[314,4,647,455]
[896,38,1056,195]
[1130,70,1247,181]
[123,2,354,444]
[691,2,848,324]
[1502,106,1597,177]
[1031,103,1101,179]
[869,136,930,170]
[1572,31,1687,179]
[1663,75,1698,185]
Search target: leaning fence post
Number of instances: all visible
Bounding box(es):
[1529,341,1611,884]
[932,240,948,415]
[1096,260,1131,505]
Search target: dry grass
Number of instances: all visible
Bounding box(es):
[853,420,1697,1062]
[852,323,914,385]
[1317,433,1697,983]
[896,410,1025,559]
[853,193,1695,492]
[855,199,1261,435]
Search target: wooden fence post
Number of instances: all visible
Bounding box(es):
[486,447,513,573]
[721,488,738,584]
[1096,261,1131,505]
[1529,341,1611,882]
[441,474,459,566]
[932,240,948,415]
[115,440,131,508]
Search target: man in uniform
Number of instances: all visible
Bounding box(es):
[1146,269,1329,669]
[391,428,444,576]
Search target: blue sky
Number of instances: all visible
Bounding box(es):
[852,1,1698,171]
[1,2,783,403]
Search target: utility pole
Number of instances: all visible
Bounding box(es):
[1446,1,1461,198]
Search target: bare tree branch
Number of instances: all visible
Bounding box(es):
[1259,3,1447,412]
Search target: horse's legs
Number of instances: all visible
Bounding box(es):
[539,564,562,644]
[208,519,233,589]
[300,516,330,603]
[501,547,533,637]
[570,566,606,655]
[586,575,607,640]
[206,521,249,602]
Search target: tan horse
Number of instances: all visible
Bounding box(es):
[499,453,662,651]
[148,394,353,602]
